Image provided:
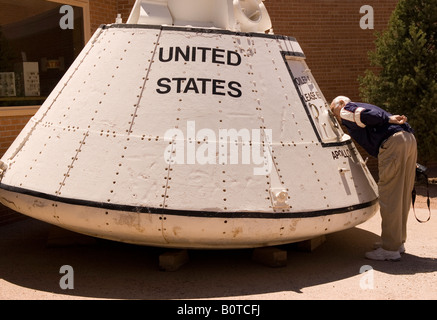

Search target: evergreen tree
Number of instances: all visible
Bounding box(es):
[359,0,437,162]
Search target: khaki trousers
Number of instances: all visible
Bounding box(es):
[378,131,417,251]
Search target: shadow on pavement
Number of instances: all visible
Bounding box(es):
[0,218,436,300]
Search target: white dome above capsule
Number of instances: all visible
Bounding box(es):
[127,0,273,33]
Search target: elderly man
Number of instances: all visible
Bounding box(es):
[330,96,417,261]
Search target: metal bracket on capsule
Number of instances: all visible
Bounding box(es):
[270,188,290,209]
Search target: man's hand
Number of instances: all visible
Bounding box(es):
[389,115,408,124]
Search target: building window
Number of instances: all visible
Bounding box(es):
[0,0,89,107]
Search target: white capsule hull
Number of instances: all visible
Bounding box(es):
[0,187,377,248]
[0,24,379,248]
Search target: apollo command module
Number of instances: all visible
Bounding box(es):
[0,0,379,249]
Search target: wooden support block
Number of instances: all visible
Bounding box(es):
[159,249,189,271]
[46,225,96,247]
[252,246,287,267]
[296,235,326,252]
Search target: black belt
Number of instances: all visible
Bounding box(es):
[380,130,410,149]
[380,134,394,149]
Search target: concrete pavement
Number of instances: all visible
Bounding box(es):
[0,207,436,300]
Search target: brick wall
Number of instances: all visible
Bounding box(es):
[116,0,136,24]
[88,0,135,34]
[0,112,33,225]
[266,0,397,101]
[0,114,31,157]
[89,0,118,34]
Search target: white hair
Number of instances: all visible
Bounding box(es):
[331,96,351,110]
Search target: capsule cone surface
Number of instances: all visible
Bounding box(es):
[0,22,378,248]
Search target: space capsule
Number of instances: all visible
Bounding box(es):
[0,0,379,249]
